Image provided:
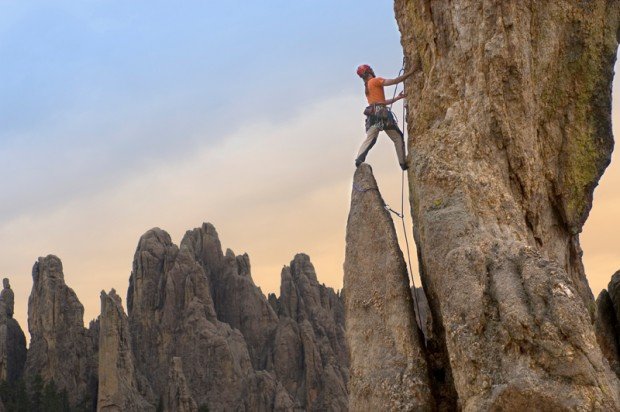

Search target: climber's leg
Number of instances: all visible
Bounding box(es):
[355,124,380,166]
[385,126,407,170]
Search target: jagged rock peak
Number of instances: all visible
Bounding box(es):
[344,163,434,411]
[181,223,278,370]
[290,253,318,282]
[181,222,224,275]
[128,225,290,410]
[24,255,98,408]
[0,278,14,318]
[0,277,26,383]
[269,253,348,410]
[98,289,154,412]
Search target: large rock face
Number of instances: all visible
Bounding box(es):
[127,227,294,410]
[7,223,347,410]
[344,164,433,411]
[126,224,348,411]
[393,1,620,410]
[24,255,98,409]
[128,228,248,408]
[97,289,153,411]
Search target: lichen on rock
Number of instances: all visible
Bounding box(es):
[391,0,620,409]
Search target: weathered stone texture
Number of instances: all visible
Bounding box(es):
[123,224,348,411]
[163,357,198,412]
[0,317,26,383]
[24,255,98,408]
[13,224,348,410]
[270,253,348,411]
[127,227,294,410]
[595,271,620,378]
[0,279,14,318]
[97,289,153,412]
[183,224,279,370]
[0,278,26,384]
[344,164,433,411]
[394,0,620,409]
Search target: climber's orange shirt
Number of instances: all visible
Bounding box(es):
[366,77,386,104]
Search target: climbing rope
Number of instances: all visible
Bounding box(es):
[383,60,424,333]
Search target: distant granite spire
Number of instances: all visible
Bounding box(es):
[97,289,154,411]
[0,277,26,383]
[24,255,98,408]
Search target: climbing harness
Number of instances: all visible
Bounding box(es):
[383,60,425,334]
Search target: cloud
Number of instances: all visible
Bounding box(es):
[2,92,414,333]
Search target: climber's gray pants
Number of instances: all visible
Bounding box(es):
[355,124,406,166]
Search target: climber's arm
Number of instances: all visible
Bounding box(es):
[383,69,414,86]
[384,91,405,105]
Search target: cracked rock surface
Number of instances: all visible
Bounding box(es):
[344,164,433,411]
[391,1,620,409]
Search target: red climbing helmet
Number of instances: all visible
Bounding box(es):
[356,64,373,78]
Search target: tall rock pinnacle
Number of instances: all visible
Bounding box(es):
[182,223,279,370]
[126,227,293,410]
[271,253,348,410]
[344,164,433,410]
[24,255,98,408]
[0,277,26,383]
[97,289,153,411]
[394,1,620,409]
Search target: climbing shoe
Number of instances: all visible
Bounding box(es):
[400,163,409,171]
[355,159,362,168]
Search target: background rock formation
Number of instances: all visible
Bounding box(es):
[125,224,347,410]
[390,1,620,409]
[98,289,153,411]
[0,317,26,385]
[344,164,433,411]
[183,225,279,371]
[596,271,620,378]
[127,227,282,410]
[2,225,347,411]
[163,357,198,412]
[24,255,98,409]
[0,278,26,384]
[1,280,14,319]
[269,253,348,411]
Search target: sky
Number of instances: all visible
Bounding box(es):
[0,1,618,338]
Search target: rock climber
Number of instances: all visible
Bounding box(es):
[355,64,414,170]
